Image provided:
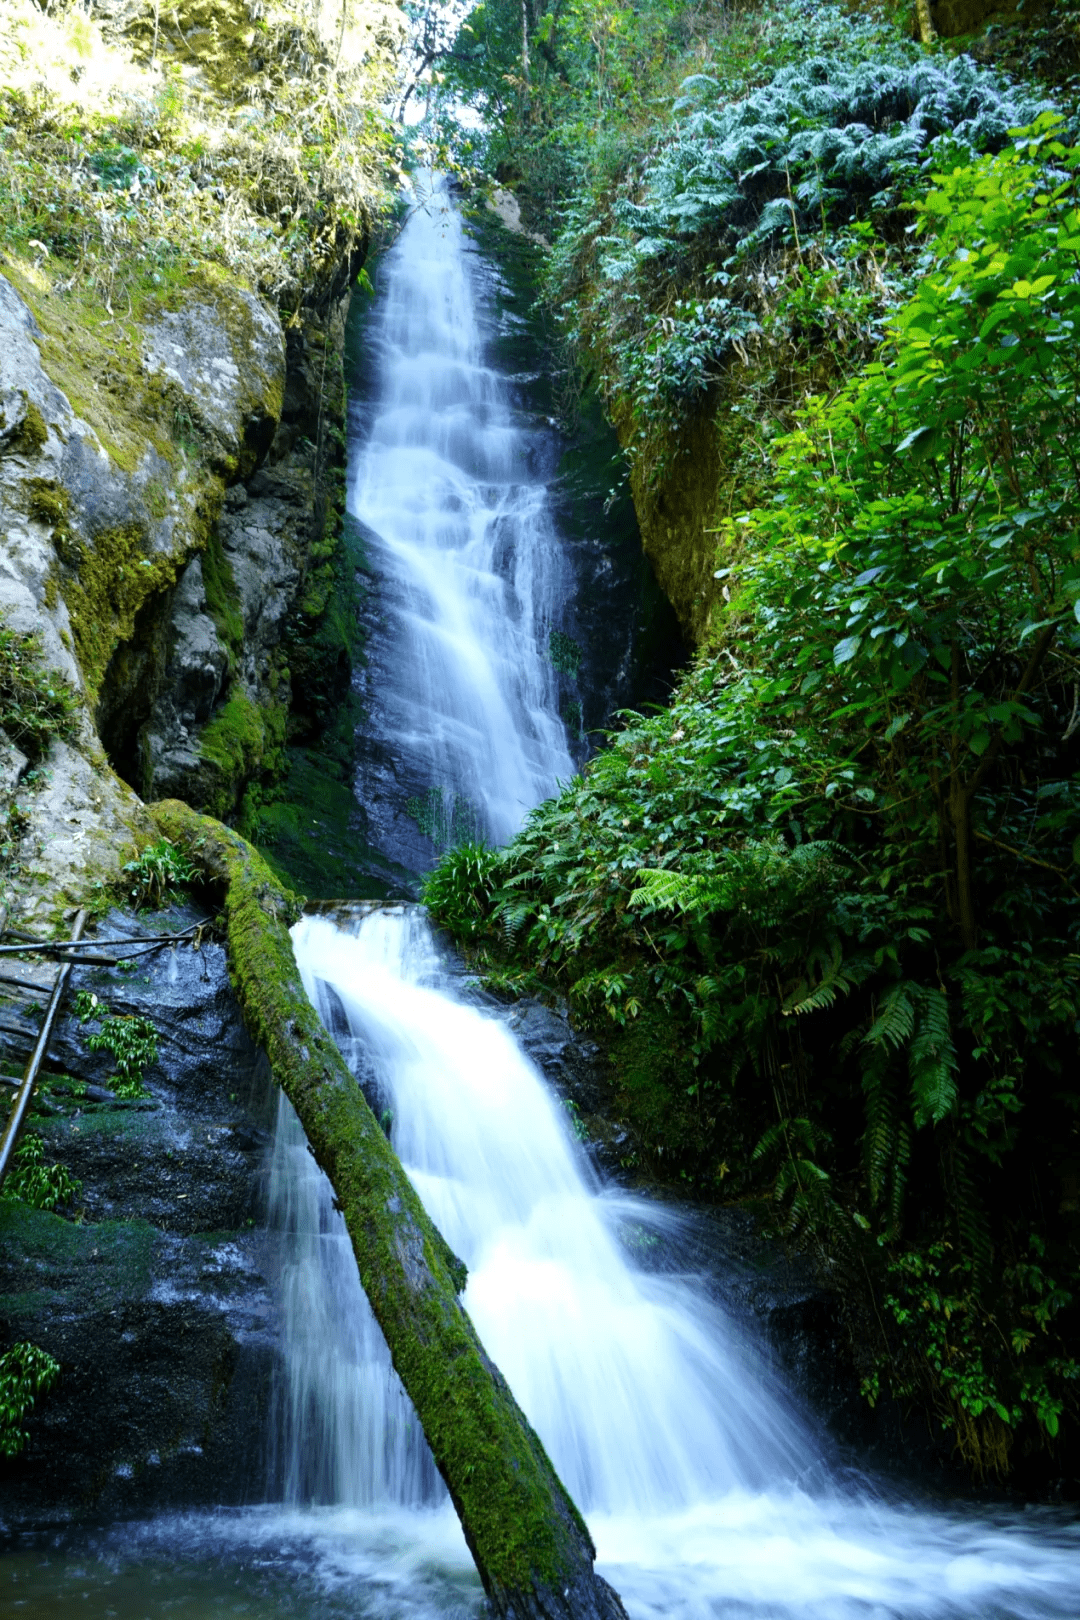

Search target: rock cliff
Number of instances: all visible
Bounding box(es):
[0,0,393,922]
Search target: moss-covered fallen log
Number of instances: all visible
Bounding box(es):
[150,800,627,1620]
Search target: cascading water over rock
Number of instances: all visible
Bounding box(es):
[351,176,574,872]
[272,908,1080,1619]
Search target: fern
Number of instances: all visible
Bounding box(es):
[495,896,535,944]
[782,939,872,1016]
[629,868,711,913]
[861,1048,899,1213]
[908,986,959,1127]
[754,1116,840,1238]
[948,1144,994,1288]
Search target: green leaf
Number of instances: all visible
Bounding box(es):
[895,425,936,458]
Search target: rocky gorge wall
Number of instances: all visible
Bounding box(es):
[0,252,359,923]
[0,0,397,1515]
[0,903,275,1526]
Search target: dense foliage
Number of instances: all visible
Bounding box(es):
[0,617,81,884]
[0,1131,81,1213]
[548,41,1049,455]
[426,118,1080,1481]
[0,620,80,765]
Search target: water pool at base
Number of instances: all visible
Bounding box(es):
[4,1496,1080,1620]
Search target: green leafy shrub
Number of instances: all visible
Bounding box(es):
[426,123,1080,1477]
[421,842,502,940]
[0,1132,81,1211]
[0,618,80,763]
[548,24,1052,454]
[0,1341,60,1458]
[73,990,158,1099]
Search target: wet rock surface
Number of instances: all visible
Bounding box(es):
[0,904,277,1529]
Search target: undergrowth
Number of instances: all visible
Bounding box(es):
[0,1132,81,1213]
[0,0,402,316]
[0,615,81,885]
[73,990,158,1100]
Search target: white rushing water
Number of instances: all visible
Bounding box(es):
[351,175,573,856]
[259,177,1080,1620]
[272,908,1080,1620]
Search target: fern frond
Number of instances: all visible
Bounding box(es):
[861,1048,898,1209]
[864,981,915,1050]
[887,1121,911,1239]
[949,1144,993,1287]
[908,985,959,1126]
[783,943,872,1017]
[629,868,712,913]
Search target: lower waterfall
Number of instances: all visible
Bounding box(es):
[262,906,1080,1619]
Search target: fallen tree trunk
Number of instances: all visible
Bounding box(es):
[151,800,627,1620]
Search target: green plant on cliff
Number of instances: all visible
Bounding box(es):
[0,618,80,763]
[73,990,158,1100]
[120,838,196,909]
[0,0,401,313]
[0,617,81,883]
[541,13,1051,466]
[425,122,1080,1478]
[0,1341,60,1457]
[0,1132,81,1213]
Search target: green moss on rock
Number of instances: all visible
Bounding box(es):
[9,395,48,457]
[64,522,182,704]
[0,1203,155,1311]
[199,528,244,662]
[197,686,287,821]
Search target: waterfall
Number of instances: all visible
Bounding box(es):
[350,175,574,870]
[262,182,1080,1618]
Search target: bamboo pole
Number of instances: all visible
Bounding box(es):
[0,909,86,1195]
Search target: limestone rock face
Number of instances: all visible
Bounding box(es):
[141,288,285,479]
[0,274,86,692]
[0,727,27,802]
[0,268,291,922]
[140,293,353,819]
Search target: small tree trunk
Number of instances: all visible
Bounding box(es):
[948,777,978,952]
[151,801,627,1620]
[915,0,937,46]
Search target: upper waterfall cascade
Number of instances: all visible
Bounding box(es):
[267,183,1080,1618]
[351,176,574,866]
